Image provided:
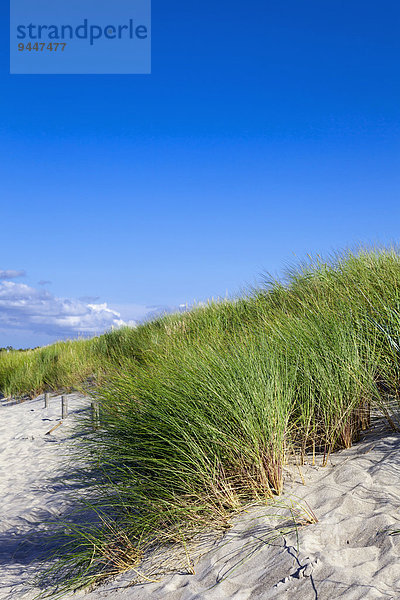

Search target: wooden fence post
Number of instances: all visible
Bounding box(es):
[44,392,50,408]
[61,395,68,419]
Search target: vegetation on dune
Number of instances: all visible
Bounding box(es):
[3,247,400,593]
[0,338,105,398]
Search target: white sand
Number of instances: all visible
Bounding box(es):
[0,393,90,600]
[2,395,400,599]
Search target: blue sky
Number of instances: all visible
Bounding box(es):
[1,0,400,347]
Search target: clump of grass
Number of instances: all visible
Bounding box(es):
[9,246,400,594]
[0,338,108,398]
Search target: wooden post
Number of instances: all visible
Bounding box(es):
[44,392,50,408]
[61,395,68,419]
[91,401,99,430]
[45,421,63,435]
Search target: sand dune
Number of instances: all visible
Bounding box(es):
[0,393,89,600]
[2,394,400,599]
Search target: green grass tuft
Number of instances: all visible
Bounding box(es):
[3,246,400,594]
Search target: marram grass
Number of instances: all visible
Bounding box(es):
[3,247,400,595]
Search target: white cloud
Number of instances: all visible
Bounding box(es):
[0,272,191,347]
[112,303,189,324]
[0,269,26,279]
[0,280,126,339]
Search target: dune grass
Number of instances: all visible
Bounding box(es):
[0,322,189,398]
[3,247,400,593]
[0,338,104,398]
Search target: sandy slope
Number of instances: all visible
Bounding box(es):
[0,393,90,600]
[2,395,400,599]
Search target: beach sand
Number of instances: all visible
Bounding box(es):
[2,394,400,599]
